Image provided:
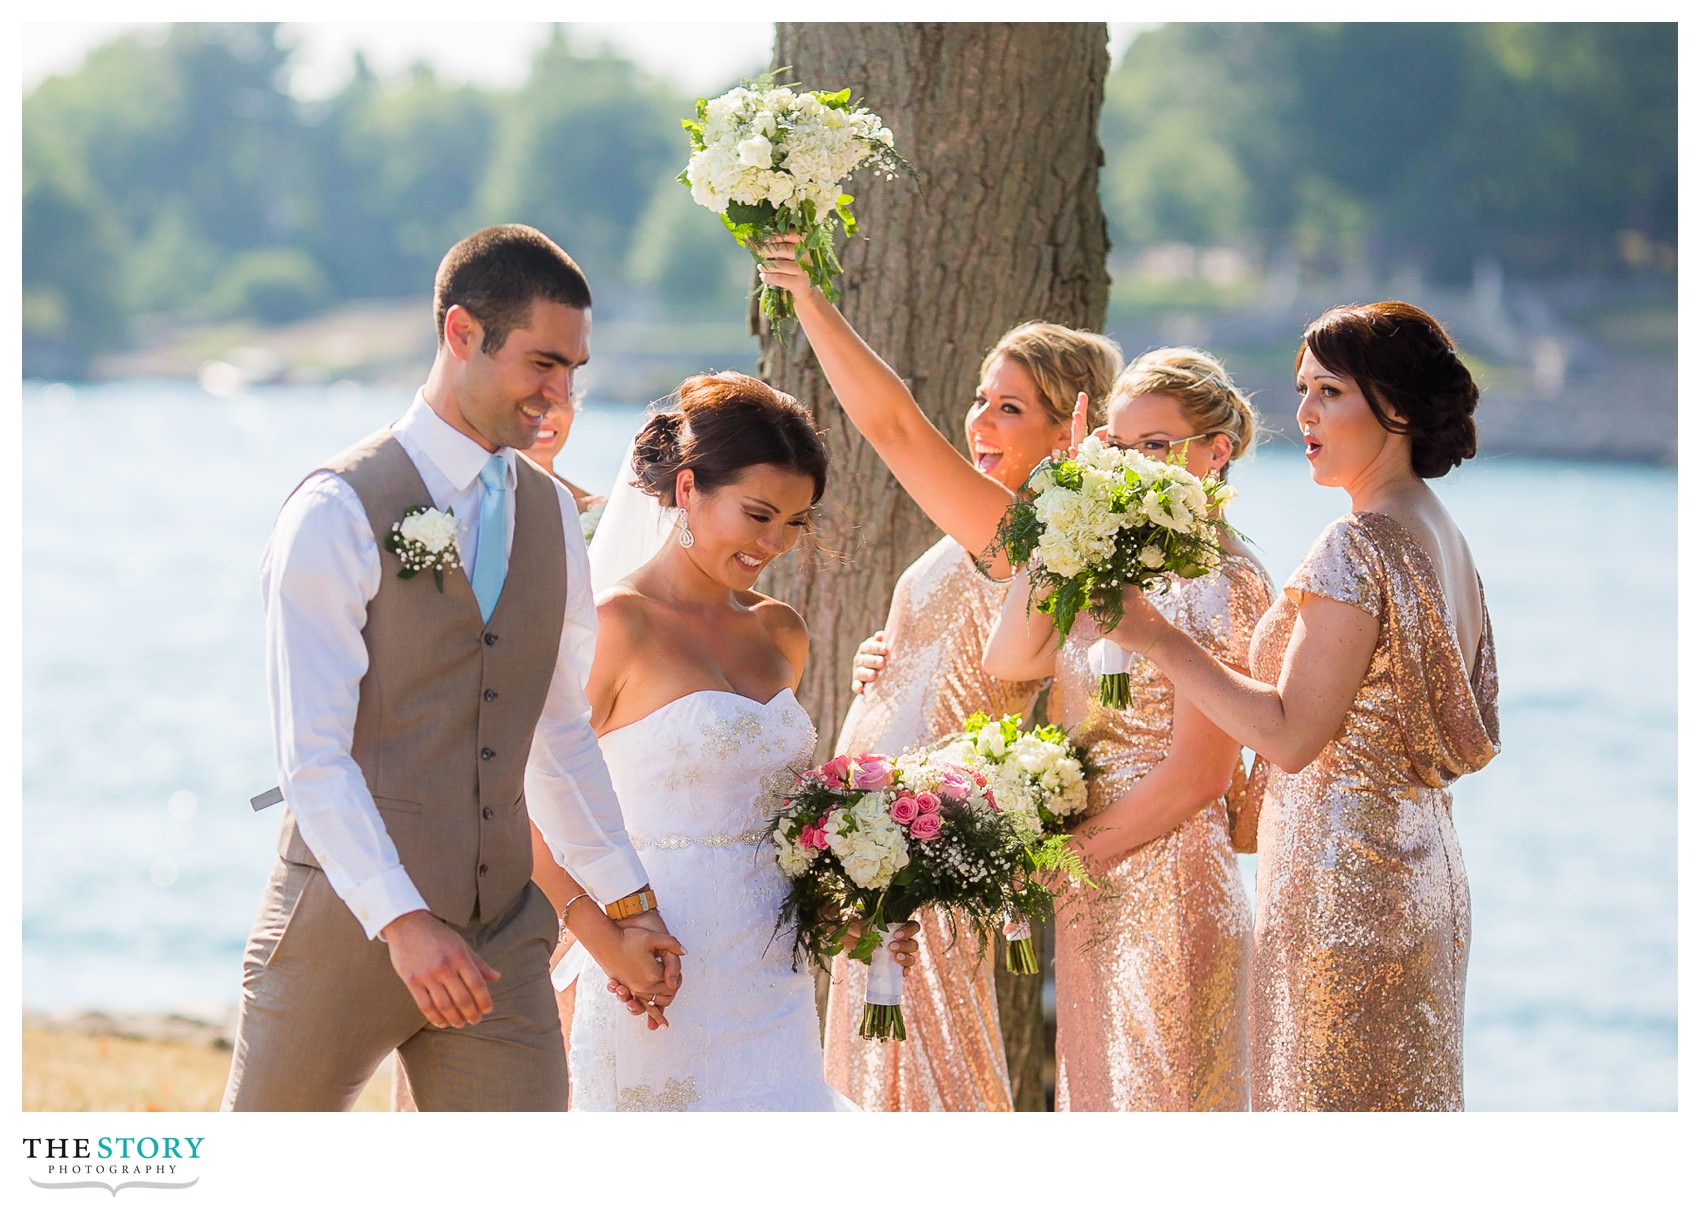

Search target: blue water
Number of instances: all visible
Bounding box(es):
[19,378,1676,1111]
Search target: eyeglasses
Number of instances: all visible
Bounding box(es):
[1107,431,1220,461]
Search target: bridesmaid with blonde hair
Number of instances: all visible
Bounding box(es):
[756,237,1122,1111]
[1101,302,1499,1110]
[983,346,1271,1111]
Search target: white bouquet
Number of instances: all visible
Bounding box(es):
[679,76,912,328]
[995,436,1239,707]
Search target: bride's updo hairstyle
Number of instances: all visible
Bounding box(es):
[630,370,830,509]
[1299,301,1481,478]
[1109,346,1260,479]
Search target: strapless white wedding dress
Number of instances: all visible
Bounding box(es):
[567,688,857,1111]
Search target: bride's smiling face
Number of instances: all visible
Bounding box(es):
[675,463,817,588]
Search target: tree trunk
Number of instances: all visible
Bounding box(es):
[760,21,1111,1115]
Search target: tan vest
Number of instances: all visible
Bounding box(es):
[277,432,567,927]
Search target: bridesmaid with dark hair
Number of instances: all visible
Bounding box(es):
[1102,301,1500,1111]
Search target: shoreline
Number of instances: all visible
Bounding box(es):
[22,1009,395,1112]
[24,1007,239,1049]
[31,287,1681,467]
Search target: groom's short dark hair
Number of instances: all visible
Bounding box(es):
[434,224,593,354]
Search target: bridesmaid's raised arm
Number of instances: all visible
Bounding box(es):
[758,236,1020,570]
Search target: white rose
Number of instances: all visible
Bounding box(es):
[736,135,774,169]
[399,509,457,552]
[758,170,795,206]
[850,793,889,829]
[1140,543,1167,569]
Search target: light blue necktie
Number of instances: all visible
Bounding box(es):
[470,453,509,622]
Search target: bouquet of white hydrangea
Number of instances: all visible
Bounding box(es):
[932,713,1092,973]
[995,435,1239,708]
[679,76,912,328]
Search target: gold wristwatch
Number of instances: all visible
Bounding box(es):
[604,885,658,920]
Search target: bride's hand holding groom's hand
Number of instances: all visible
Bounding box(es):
[381,910,501,1029]
[580,908,687,1031]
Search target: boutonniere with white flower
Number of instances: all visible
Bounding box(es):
[384,505,461,591]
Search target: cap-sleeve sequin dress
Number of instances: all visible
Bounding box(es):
[821,537,1042,1111]
[1048,553,1272,1110]
[1247,513,1499,1110]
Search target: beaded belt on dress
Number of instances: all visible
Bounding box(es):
[627,826,770,852]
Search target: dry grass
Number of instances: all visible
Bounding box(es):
[22,1027,392,1112]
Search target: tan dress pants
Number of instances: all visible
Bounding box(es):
[221,858,567,1111]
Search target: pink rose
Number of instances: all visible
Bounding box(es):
[850,754,895,791]
[815,755,851,789]
[911,812,944,841]
[937,770,974,801]
[799,824,825,851]
[914,791,940,814]
[889,795,920,825]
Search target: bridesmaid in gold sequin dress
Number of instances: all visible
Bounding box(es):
[986,348,1269,1111]
[758,237,1123,1110]
[1104,303,1500,1110]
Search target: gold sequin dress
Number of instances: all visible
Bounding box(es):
[822,537,1043,1111]
[1247,513,1499,1111]
[1048,553,1271,1111]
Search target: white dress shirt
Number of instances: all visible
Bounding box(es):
[261,390,648,938]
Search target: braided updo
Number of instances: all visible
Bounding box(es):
[629,371,829,507]
[1299,301,1481,479]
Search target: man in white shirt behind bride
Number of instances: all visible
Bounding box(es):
[222,224,684,1112]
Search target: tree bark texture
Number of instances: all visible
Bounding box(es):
[760,21,1111,1115]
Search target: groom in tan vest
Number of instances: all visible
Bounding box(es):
[223,225,681,1111]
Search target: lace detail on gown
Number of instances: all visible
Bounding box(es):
[567,689,854,1111]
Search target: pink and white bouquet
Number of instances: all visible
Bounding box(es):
[771,749,1071,1040]
[678,75,913,330]
[995,436,1239,707]
[932,713,1092,973]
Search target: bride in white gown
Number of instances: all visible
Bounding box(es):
[561,371,915,1111]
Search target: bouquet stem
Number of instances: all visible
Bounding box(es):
[858,924,907,1042]
[860,1002,908,1041]
[1003,915,1039,975]
[1099,672,1132,709]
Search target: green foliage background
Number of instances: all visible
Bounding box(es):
[22,22,1676,378]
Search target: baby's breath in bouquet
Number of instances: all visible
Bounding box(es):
[933,713,1092,973]
[679,74,914,331]
[994,436,1238,708]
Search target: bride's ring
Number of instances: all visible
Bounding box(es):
[645,996,658,1007]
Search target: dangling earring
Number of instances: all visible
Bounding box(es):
[676,508,695,549]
